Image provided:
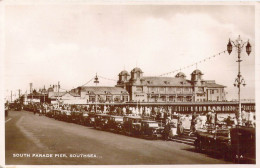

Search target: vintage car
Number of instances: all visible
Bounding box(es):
[140,120,164,139]
[94,114,110,130]
[5,103,9,117]
[85,112,96,126]
[194,126,255,163]
[71,111,83,124]
[194,128,231,159]
[64,110,73,122]
[46,109,54,118]
[229,127,255,164]
[53,110,62,120]
[122,116,142,136]
[107,115,124,133]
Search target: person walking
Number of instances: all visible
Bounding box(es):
[189,112,197,136]
[164,117,171,141]
[177,116,184,136]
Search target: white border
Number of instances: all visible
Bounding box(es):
[0,1,259,168]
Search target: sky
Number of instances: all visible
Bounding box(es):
[3,4,255,101]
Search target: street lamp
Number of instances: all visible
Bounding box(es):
[94,73,99,113]
[227,35,251,126]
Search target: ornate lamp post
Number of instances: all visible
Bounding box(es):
[94,73,99,113]
[227,35,251,125]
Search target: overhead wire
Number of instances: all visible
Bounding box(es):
[158,50,227,77]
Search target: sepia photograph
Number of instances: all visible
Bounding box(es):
[2,1,258,166]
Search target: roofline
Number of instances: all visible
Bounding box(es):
[206,86,226,88]
[79,86,124,88]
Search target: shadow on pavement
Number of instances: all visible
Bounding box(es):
[182,147,231,163]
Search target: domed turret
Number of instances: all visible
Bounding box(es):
[130,67,143,81]
[47,85,54,92]
[118,70,130,84]
[191,69,203,75]
[175,72,186,79]
[131,67,143,73]
[119,70,130,76]
[191,69,203,81]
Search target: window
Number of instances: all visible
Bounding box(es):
[123,96,128,102]
[114,96,121,102]
[161,96,166,101]
[167,87,174,92]
[177,97,182,102]
[187,96,192,102]
[176,88,181,92]
[198,87,203,92]
[159,87,165,92]
[169,96,174,101]
[106,96,112,102]
[89,96,96,102]
[136,86,143,92]
[150,87,157,92]
[184,88,189,92]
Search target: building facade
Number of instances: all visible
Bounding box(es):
[116,67,226,102]
[71,86,129,103]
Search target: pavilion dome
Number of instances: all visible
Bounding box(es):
[191,69,203,75]
[119,70,130,76]
[175,72,186,78]
[47,86,54,92]
[131,67,143,73]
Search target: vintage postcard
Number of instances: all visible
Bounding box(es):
[1,1,259,167]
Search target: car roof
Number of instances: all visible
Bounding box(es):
[111,115,124,118]
[230,127,255,134]
[124,116,142,119]
[142,120,157,123]
[95,114,110,116]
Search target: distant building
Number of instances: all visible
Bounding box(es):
[48,91,83,104]
[116,67,226,102]
[26,89,47,103]
[71,86,129,103]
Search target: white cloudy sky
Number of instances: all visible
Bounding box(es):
[3,4,255,100]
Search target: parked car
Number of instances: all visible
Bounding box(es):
[5,104,9,117]
[71,111,83,124]
[85,112,96,126]
[94,114,110,130]
[53,110,62,120]
[122,116,142,136]
[194,126,256,164]
[107,115,124,133]
[140,120,164,139]
[62,110,72,122]
[46,109,54,118]
[194,128,231,159]
[229,127,255,164]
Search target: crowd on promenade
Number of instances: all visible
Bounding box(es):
[9,102,255,139]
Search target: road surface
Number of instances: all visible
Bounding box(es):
[5,110,231,165]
